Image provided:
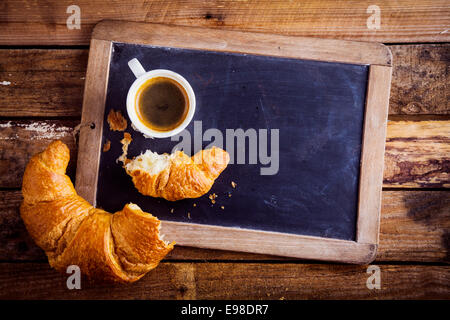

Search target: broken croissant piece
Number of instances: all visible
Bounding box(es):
[20,140,174,283]
[124,147,230,201]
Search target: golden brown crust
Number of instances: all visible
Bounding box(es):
[103,139,111,152]
[107,109,127,131]
[126,147,230,201]
[20,140,174,283]
[117,132,132,165]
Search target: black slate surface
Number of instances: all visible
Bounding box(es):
[97,42,368,241]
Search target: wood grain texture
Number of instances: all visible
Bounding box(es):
[0,0,447,300]
[389,44,450,115]
[1,190,448,263]
[357,65,391,244]
[383,121,450,188]
[0,0,449,45]
[2,120,448,189]
[378,191,450,262]
[160,221,377,264]
[0,45,447,118]
[0,190,45,261]
[92,21,392,66]
[0,50,88,118]
[0,120,78,188]
[75,39,111,204]
[0,262,448,299]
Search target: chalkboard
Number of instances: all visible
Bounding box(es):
[76,21,392,263]
[98,42,368,241]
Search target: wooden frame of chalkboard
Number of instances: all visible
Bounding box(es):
[75,21,392,264]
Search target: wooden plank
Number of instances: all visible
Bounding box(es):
[0,45,447,118]
[383,121,450,188]
[0,0,449,45]
[2,120,448,189]
[378,190,450,262]
[0,49,87,118]
[92,21,392,66]
[75,39,111,204]
[357,65,391,244]
[0,120,78,188]
[0,190,45,261]
[1,190,448,262]
[160,221,377,264]
[0,262,448,299]
[389,44,450,115]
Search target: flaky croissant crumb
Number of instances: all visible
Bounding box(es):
[103,140,111,152]
[107,109,127,131]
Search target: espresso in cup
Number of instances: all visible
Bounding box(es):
[136,77,189,132]
[127,58,196,138]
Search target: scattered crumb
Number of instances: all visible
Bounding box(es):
[221,206,224,210]
[193,203,197,207]
[266,293,271,297]
[209,193,218,205]
[231,181,237,188]
[107,109,127,131]
[228,193,232,198]
[209,193,218,200]
[117,132,132,164]
[187,212,191,219]
[279,296,285,300]
[102,140,111,152]
[170,208,174,213]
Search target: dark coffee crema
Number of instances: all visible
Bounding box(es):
[135,77,188,132]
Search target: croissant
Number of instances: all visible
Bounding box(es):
[124,147,230,201]
[20,140,174,283]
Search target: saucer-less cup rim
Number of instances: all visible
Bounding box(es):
[126,68,196,138]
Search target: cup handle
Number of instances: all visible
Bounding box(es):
[128,58,146,78]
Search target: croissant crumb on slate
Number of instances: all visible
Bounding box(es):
[107,109,127,131]
[20,140,174,283]
[117,132,132,164]
[123,147,230,201]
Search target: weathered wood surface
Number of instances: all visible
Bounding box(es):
[0,45,447,118]
[0,262,448,299]
[0,50,87,118]
[0,3,448,298]
[383,121,450,188]
[0,120,78,188]
[1,190,448,263]
[1,120,448,189]
[389,44,449,115]
[357,65,391,245]
[0,0,449,45]
[378,191,449,262]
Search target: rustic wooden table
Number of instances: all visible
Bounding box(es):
[0,0,449,299]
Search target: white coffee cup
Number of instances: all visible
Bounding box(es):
[126,58,196,138]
